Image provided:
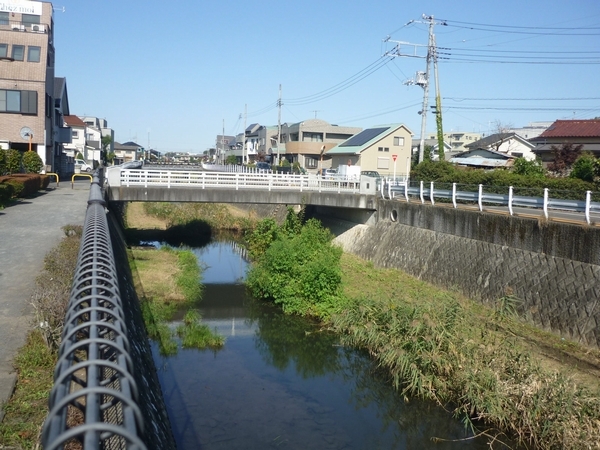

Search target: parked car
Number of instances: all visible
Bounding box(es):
[74,158,93,173]
[256,162,271,172]
[317,168,337,178]
[361,170,381,178]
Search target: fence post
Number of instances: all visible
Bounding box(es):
[452,183,457,208]
[478,184,483,211]
[508,186,514,216]
[585,190,591,224]
[420,181,424,204]
[430,181,435,205]
[543,188,549,219]
[404,182,409,202]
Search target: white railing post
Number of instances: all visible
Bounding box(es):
[452,183,457,208]
[202,172,205,189]
[478,184,483,211]
[167,171,171,189]
[404,182,409,202]
[543,188,549,219]
[585,190,591,224]
[508,186,514,215]
[235,173,239,190]
[430,181,435,205]
[420,181,424,204]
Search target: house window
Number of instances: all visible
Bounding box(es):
[377,157,390,169]
[0,90,36,114]
[0,44,7,58]
[11,45,24,61]
[393,137,404,146]
[72,130,79,138]
[28,46,41,62]
[0,12,8,25]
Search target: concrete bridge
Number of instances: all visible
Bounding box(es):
[105,167,381,211]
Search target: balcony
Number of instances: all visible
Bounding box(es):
[0,21,49,34]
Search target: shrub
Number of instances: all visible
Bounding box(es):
[0,149,6,175]
[246,217,345,318]
[4,149,22,174]
[22,151,43,174]
[0,183,14,206]
[512,157,545,177]
[570,152,597,183]
[0,174,41,197]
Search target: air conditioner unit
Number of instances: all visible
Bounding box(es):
[30,24,46,33]
[11,23,25,31]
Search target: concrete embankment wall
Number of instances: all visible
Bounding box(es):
[334,200,600,348]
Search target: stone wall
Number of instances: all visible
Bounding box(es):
[334,201,600,348]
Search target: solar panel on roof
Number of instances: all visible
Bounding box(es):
[339,127,388,147]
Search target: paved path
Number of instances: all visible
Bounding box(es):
[0,181,90,421]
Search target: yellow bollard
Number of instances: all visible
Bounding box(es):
[46,172,59,187]
[71,173,93,189]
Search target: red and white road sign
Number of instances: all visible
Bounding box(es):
[392,154,397,162]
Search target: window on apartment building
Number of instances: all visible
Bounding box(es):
[27,46,41,63]
[378,147,390,152]
[305,157,318,169]
[11,45,24,61]
[0,12,8,26]
[0,90,38,114]
[0,44,7,58]
[21,14,40,26]
[393,136,404,146]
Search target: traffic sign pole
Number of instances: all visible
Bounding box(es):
[392,154,397,180]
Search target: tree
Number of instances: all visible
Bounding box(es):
[101,135,113,165]
[569,152,597,182]
[491,120,514,152]
[512,157,545,177]
[547,143,583,176]
[225,155,237,165]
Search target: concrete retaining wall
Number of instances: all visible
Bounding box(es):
[334,201,600,348]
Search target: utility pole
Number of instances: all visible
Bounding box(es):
[385,14,446,163]
[277,84,282,166]
[243,104,247,164]
[221,119,225,164]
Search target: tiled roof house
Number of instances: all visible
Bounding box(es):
[531,119,600,164]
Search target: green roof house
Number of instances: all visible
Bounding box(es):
[327,124,413,176]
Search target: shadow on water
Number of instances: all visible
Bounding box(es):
[140,237,506,450]
[125,219,213,247]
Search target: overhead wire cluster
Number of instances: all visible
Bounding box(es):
[242,17,599,128]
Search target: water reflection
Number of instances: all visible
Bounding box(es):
[150,240,494,449]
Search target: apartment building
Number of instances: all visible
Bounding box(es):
[0,1,71,173]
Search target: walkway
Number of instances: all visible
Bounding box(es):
[0,181,89,421]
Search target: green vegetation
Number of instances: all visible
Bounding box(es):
[245,209,600,449]
[246,208,347,318]
[130,246,224,356]
[411,159,597,200]
[22,151,43,174]
[4,149,22,174]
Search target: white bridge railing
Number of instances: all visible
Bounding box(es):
[113,169,368,194]
[384,180,600,224]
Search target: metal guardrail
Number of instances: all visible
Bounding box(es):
[385,180,600,224]
[116,169,363,194]
[42,174,147,450]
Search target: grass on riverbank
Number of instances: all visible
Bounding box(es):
[129,246,224,355]
[336,253,600,449]
[0,226,82,449]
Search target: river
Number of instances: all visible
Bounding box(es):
[149,240,493,449]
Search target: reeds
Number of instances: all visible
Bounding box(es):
[331,294,600,449]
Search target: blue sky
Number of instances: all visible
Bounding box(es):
[53,0,600,153]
